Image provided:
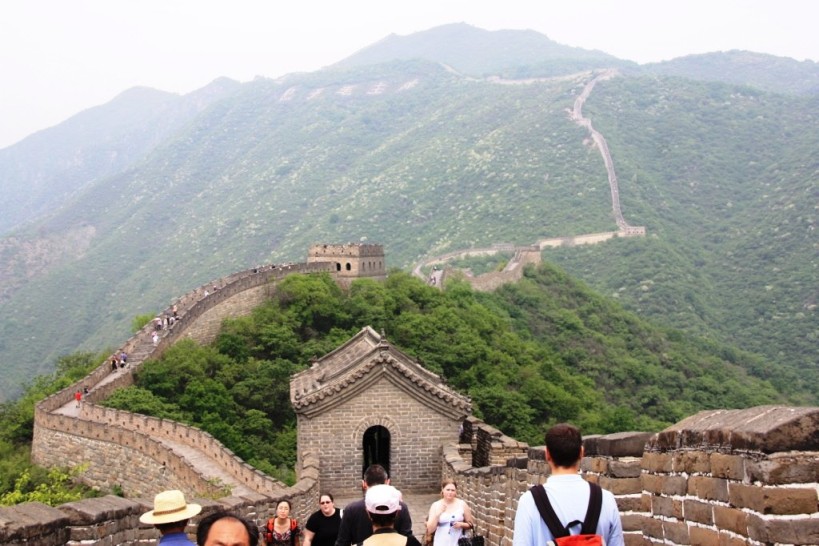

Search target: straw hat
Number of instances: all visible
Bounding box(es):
[140,490,202,525]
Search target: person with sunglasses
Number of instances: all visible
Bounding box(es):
[304,493,343,546]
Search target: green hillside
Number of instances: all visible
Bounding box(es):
[644,51,819,96]
[0,25,816,403]
[548,75,818,394]
[103,270,785,474]
[0,78,241,235]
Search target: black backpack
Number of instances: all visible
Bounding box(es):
[529,482,603,545]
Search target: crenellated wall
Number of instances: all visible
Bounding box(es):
[15,248,819,546]
[32,262,334,503]
[0,453,322,546]
[443,407,819,546]
[9,405,819,545]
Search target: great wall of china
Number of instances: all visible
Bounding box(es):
[2,73,817,545]
[413,70,645,289]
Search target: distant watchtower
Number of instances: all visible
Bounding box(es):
[307,243,386,284]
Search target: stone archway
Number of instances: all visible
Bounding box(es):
[362,425,391,476]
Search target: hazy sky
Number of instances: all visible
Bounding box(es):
[1,0,817,149]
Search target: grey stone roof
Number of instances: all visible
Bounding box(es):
[290,326,471,419]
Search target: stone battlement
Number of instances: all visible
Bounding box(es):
[10,404,819,545]
[11,243,819,546]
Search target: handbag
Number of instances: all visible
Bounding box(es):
[458,526,484,546]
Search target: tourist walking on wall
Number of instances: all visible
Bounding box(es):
[512,424,624,546]
[303,493,343,546]
[74,389,82,408]
[335,464,412,546]
[139,489,202,545]
[425,479,474,546]
[361,484,421,546]
[197,511,259,546]
[264,500,301,546]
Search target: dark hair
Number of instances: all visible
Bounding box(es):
[363,464,389,486]
[441,478,457,490]
[155,520,188,534]
[276,499,292,510]
[320,492,334,502]
[196,511,259,546]
[545,423,583,468]
[368,511,397,528]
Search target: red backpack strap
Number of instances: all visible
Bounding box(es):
[291,518,299,532]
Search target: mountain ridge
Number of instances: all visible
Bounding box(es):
[0,25,815,401]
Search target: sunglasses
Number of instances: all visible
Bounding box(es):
[320,501,333,505]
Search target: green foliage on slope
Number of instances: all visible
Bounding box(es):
[644,51,819,96]
[0,352,104,504]
[105,269,784,472]
[0,28,816,407]
[547,75,819,399]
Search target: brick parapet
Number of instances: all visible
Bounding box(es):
[0,453,321,546]
[32,261,333,505]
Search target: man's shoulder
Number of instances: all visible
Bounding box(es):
[345,499,366,511]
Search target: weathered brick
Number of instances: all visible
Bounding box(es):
[762,516,819,544]
[688,475,728,502]
[616,495,643,512]
[745,453,819,485]
[688,526,718,546]
[621,513,644,533]
[609,459,643,478]
[682,498,713,525]
[599,476,642,495]
[640,493,652,512]
[709,453,744,480]
[641,452,672,473]
[729,483,817,515]
[641,515,664,540]
[582,456,609,474]
[713,505,748,536]
[642,474,687,496]
[662,520,690,545]
[623,532,652,546]
[651,495,683,519]
[674,450,710,474]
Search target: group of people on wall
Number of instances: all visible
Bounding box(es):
[140,424,623,546]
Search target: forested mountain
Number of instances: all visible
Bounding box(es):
[643,51,819,96]
[0,24,815,403]
[0,78,241,235]
[335,22,632,77]
[103,269,788,477]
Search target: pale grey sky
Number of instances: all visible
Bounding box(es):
[1,0,817,149]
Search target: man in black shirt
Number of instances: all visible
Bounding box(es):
[361,485,421,546]
[335,465,412,546]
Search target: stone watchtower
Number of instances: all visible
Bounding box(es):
[307,243,386,284]
[290,326,471,496]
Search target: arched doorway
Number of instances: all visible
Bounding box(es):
[362,425,390,477]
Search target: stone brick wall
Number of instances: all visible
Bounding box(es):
[32,262,333,505]
[10,406,819,545]
[298,374,463,498]
[636,406,819,545]
[0,453,321,546]
[444,408,819,546]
